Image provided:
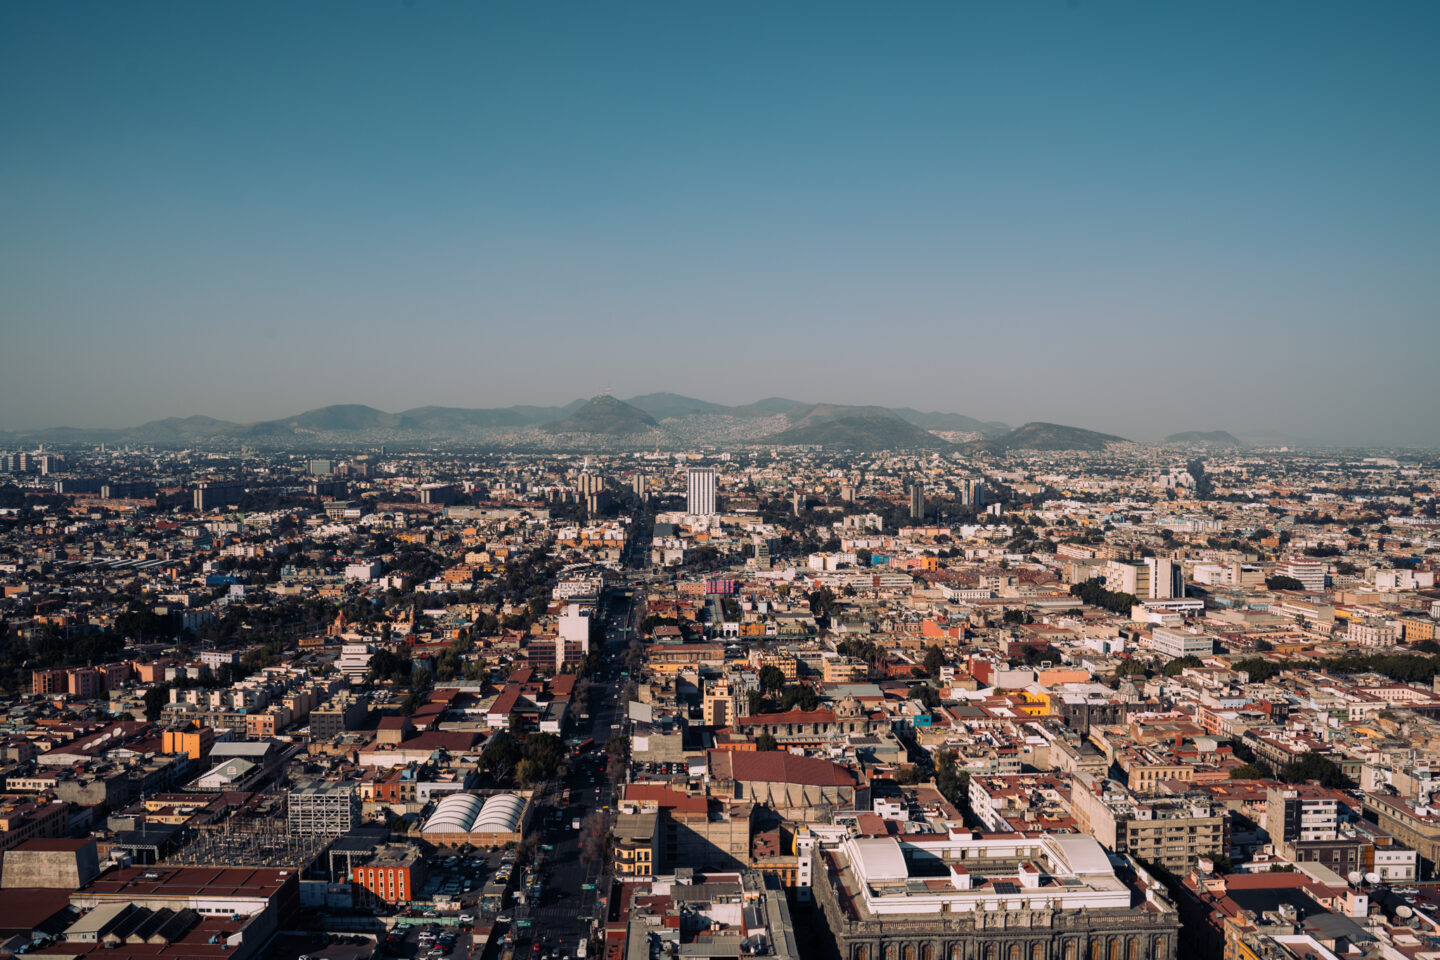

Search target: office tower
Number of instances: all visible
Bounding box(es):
[909,483,924,520]
[960,477,985,508]
[792,490,803,517]
[687,467,716,516]
[631,473,647,499]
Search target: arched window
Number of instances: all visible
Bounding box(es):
[1152,938,1165,960]
[1009,944,1021,960]
[856,947,868,960]
[1108,940,1120,960]
[1033,944,1045,960]
[951,944,965,960]
[1064,943,1076,960]
[1090,941,1103,960]
[923,944,935,960]
[986,944,998,960]
[886,945,897,960]
[905,945,916,960]
[1127,939,1138,960]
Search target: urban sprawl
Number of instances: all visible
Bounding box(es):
[0,435,1439,960]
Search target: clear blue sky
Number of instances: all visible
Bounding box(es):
[2,1,1437,444]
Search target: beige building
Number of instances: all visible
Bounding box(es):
[1069,776,1226,872]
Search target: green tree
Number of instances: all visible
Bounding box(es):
[755,732,779,751]
[758,665,786,692]
[1232,658,1283,683]
[1163,656,1203,677]
[910,684,941,712]
[779,684,819,712]
[1266,575,1305,591]
[1229,763,1268,780]
[143,685,170,722]
[923,645,946,680]
[1280,751,1351,788]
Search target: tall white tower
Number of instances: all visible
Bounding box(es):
[687,467,717,516]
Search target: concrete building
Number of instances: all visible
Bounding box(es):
[1069,776,1226,872]
[1,838,99,890]
[811,830,1180,960]
[688,467,717,516]
[1277,557,1326,592]
[1150,627,1214,659]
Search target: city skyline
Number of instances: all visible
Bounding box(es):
[2,1,1437,445]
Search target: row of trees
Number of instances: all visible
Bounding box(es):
[1068,579,1138,615]
[1232,652,1440,685]
[1228,750,1351,788]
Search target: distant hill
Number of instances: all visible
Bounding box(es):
[892,408,1010,437]
[761,406,952,450]
[730,397,810,418]
[543,395,658,435]
[968,421,1127,453]
[256,404,401,433]
[624,393,731,420]
[128,416,245,443]
[1165,430,1242,447]
[397,406,537,431]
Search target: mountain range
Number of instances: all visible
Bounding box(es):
[0,394,1150,453]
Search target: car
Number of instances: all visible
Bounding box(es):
[497,914,512,923]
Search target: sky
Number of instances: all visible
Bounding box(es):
[1,1,1437,445]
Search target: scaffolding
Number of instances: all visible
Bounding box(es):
[163,817,330,870]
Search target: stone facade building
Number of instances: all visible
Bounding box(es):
[810,831,1180,960]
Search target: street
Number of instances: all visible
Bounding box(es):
[502,584,635,960]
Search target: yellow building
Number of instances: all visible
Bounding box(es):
[1401,616,1436,643]
[161,728,214,761]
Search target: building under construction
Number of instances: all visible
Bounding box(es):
[163,817,330,873]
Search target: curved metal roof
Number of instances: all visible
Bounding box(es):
[423,793,485,833]
[471,793,525,833]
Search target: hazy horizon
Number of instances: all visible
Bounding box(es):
[3,2,1437,446]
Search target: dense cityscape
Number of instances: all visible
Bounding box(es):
[0,409,1437,960]
[5,1,1436,960]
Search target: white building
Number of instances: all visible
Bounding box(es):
[1151,626,1214,659]
[687,467,716,516]
[1278,557,1326,592]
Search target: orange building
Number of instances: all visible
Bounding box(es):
[162,727,215,761]
[31,670,67,695]
[353,845,425,907]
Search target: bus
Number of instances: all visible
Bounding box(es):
[578,940,588,959]
[572,737,594,755]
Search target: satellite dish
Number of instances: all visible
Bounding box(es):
[1366,872,1381,885]
[1397,905,1414,919]
[1347,871,1363,885]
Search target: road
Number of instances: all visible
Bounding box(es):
[506,584,636,960]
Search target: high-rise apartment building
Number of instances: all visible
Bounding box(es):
[1278,556,1326,592]
[909,483,924,520]
[687,467,716,516]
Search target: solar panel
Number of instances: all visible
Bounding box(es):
[993,881,1021,895]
